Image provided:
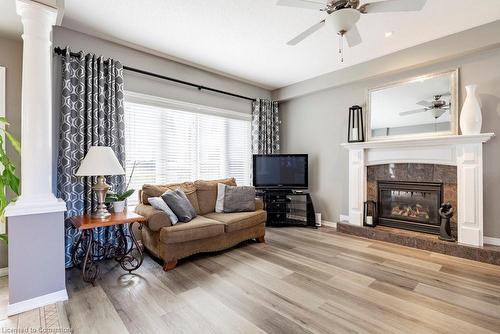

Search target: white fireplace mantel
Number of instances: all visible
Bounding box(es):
[341,133,495,247]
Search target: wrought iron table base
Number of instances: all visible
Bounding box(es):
[73,222,144,284]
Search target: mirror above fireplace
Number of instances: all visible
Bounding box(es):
[367,69,459,141]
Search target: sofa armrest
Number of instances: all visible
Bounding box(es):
[255,198,264,211]
[135,203,172,231]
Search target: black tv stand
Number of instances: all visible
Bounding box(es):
[257,189,316,227]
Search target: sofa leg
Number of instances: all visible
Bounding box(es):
[163,260,177,271]
[256,236,265,243]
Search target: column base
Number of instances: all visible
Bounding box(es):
[7,289,68,316]
[8,209,67,315]
[5,194,66,217]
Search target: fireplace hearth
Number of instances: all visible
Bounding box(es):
[378,181,443,234]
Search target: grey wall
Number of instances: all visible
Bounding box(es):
[52,27,270,114]
[0,36,23,269]
[280,46,500,238]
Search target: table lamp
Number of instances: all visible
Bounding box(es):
[76,146,125,219]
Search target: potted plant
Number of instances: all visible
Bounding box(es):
[0,117,21,243]
[105,161,136,213]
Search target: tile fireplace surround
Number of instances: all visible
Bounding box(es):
[341,133,494,247]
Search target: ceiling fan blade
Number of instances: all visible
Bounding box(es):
[399,108,427,116]
[276,0,325,10]
[287,20,326,45]
[345,25,362,47]
[361,0,426,13]
[416,100,432,107]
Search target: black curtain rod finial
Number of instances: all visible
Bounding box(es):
[53,46,256,102]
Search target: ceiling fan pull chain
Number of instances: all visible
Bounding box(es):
[338,33,344,63]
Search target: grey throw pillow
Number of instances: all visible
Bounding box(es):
[161,189,197,222]
[216,184,255,213]
[148,196,179,225]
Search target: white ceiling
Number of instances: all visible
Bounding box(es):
[2,0,500,90]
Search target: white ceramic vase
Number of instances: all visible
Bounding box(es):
[113,200,126,213]
[460,84,482,135]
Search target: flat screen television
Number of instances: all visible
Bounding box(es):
[253,154,308,189]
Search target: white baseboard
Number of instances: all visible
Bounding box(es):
[321,220,337,228]
[339,214,349,223]
[484,236,500,246]
[0,267,7,277]
[7,289,68,316]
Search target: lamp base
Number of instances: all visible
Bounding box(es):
[91,209,111,220]
[92,176,111,219]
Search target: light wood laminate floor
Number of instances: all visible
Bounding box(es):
[62,227,500,333]
[0,276,70,332]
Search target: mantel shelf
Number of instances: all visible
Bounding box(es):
[341,133,495,150]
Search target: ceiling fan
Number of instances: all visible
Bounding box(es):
[278,0,427,61]
[399,93,451,119]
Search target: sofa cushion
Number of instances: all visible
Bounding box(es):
[159,216,225,244]
[141,182,200,214]
[162,189,197,222]
[204,210,266,233]
[194,178,236,215]
[216,184,256,213]
[135,203,172,231]
[148,196,179,225]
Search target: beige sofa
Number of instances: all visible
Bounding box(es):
[135,178,266,270]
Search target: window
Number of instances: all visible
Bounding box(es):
[124,93,252,205]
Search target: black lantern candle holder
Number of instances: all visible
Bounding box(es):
[363,200,378,227]
[348,105,365,143]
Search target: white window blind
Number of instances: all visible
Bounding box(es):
[124,97,252,205]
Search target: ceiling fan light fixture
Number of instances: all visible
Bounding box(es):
[325,8,360,33]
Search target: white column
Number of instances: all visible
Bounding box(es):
[6,0,66,216]
[457,143,484,246]
[6,0,67,316]
[348,148,365,226]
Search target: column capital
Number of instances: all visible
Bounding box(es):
[16,0,57,40]
[16,0,57,22]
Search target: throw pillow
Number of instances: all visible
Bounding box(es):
[162,189,197,222]
[216,184,256,213]
[147,197,179,225]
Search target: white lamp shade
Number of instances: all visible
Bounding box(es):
[75,146,125,176]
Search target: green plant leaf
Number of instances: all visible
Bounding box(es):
[5,131,20,154]
[117,188,135,201]
[0,117,21,243]
[105,194,119,203]
[3,169,20,196]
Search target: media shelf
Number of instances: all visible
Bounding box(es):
[257,190,316,227]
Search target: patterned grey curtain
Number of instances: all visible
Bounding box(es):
[57,48,126,268]
[251,99,280,154]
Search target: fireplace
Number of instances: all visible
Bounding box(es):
[377,181,443,234]
[343,134,494,246]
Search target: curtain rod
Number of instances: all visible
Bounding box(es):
[53,47,257,102]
